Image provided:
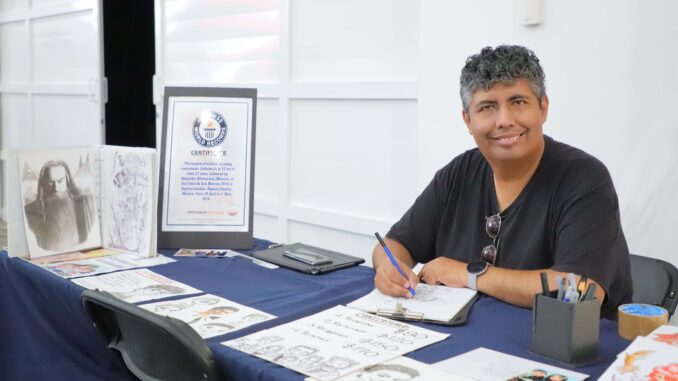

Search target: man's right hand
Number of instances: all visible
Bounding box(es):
[371,239,419,298]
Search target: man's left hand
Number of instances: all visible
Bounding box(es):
[418,257,468,287]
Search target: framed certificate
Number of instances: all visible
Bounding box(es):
[158,87,256,249]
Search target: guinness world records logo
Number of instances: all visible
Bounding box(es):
[192,111,227,147]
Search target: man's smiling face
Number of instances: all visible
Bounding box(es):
[463,78,548,165]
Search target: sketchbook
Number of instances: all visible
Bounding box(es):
[7,146,157,259]
[347,283,479,326]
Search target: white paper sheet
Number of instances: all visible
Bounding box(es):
[140,294,276,338]
[598,336,678,381]
[647,324,678,347]
[72,268,201,303]
[101,147,156,257]
[223,305,449,381]
[19,148,102,257]
[433,347,588,381]
[347,283,477,322]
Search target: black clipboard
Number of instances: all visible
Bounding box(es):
[252,243,365,275]
[375,293,479,326]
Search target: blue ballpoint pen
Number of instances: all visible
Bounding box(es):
[374,232,416,296]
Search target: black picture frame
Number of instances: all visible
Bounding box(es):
[157,87,256,249]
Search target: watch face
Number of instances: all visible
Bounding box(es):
[467,261,488,274]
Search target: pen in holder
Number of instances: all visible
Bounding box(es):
[531,292,601,366]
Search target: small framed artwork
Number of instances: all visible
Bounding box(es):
[158,87,256,249]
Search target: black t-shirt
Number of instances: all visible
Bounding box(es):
[388,135,632,318]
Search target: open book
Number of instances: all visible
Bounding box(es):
[7,145,157,259]
[347,283,478,325]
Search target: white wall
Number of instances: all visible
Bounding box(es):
[419,0,678,265]
[0,0,105,219]
[154,0,420,260]
[154,0,677,269]
[419,0,678,323]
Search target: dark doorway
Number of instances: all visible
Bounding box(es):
[103,1,156,148]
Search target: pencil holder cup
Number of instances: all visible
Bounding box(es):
[531,292,601,365]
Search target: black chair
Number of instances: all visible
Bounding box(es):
[81,290,224,381]
[629,254,678,316]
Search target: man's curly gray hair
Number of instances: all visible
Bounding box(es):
[460,45,546,113]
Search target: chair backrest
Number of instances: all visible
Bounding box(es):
[629,254,678,316]
[81,289,223,381]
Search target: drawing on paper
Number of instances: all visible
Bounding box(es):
[105,150,152,254]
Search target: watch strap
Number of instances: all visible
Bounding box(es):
[468,271,478,291]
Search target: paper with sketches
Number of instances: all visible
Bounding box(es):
[598,336,678,381]
[9,146,157,259]
[72,268,201,303]
[174,248,278,269]
[19,148,102,257]
[101,147,156,256]
[433,347,588,381]
[347,283,477,322]
[647,324,678,347]
[222,305,448,381]
[305,356,473,381]
[40,252,174,279]
[140,294,276,338]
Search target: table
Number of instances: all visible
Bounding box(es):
[0,246,630,380]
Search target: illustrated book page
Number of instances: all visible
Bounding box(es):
[8,146,157,259]
[18,148,102,258]
[100,146,157,257]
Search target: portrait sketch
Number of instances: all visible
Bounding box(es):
[20,150,102,256]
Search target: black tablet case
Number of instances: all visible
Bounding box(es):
[252,243,365,275]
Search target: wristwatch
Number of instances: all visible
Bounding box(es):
[467,261,489,291]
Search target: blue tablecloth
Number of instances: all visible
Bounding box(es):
[0,246,629,381]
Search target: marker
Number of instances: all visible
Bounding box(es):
[539,272,550,297]
[555,276,565,300]
[582,283,598,302]
[374,232,416,297]
[577,275,588,296]
[563,273,580,303]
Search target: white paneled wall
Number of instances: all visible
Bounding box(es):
[155,0,419,261]
[0,0,104,219]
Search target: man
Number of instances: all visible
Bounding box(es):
[24,160,95,252]
[373,45,631,318]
